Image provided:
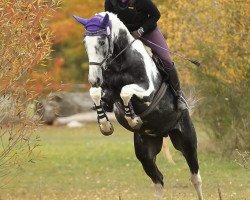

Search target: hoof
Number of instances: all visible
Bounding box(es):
[99,121,114,136]
[126,116,143,131]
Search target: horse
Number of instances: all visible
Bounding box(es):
[74,12,203,200]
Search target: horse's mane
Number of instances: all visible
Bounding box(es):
[97,12,133,40]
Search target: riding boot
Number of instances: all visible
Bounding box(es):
[162,62,188,111]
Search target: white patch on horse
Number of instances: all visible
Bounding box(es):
[88,64,103,86]
[120,84,153,104]
[191,171,203,200]
[89,87,102,105]
[155,183,163,200]
[85,36,107,86]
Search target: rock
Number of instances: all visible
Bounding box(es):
[35,92,93,125]
[66,121,84,128]
[53,111,116,125]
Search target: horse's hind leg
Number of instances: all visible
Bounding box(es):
[134,133,164,200]
[169,112,203,200]
[89,87,114,136]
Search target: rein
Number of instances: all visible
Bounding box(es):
[106,39,137,67]
[140,37,201,67]
[89,35,200,70]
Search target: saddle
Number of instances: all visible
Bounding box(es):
[152,54,169,80]
[143,45,169,80]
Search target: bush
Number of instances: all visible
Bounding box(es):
[0,0,60,188]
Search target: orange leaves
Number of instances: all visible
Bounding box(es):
[159,0,249,86]
[0,0,60,103]
[51,19,77,43]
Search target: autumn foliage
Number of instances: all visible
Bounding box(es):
[159,0,249,150]
[0,0,60,187]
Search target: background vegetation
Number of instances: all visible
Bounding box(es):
[159,0,249,151]
[0,0,60,188]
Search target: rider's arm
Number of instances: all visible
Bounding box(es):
[105,0,115,13]
[140,0,161,35]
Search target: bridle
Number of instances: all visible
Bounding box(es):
[87,28,113,70]
[86,26,136,71]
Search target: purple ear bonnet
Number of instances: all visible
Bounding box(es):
[73,14,111,37]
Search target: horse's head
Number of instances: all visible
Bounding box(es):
[73,13,112,87]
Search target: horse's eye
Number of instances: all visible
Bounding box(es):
[99,41,105,46]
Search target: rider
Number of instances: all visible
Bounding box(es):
[105,0,187,111]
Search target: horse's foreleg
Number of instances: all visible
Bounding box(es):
[120,84,150,130]
[89,87,114,136]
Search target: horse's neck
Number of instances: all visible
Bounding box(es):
[110,16,134,45]
[110,14,161,91]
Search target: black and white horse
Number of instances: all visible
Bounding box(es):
[74,12,203,200]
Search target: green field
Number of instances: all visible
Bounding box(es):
[1,123,249,200]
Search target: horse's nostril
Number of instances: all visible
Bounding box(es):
[91,77,101,87]
[96,77,100,85]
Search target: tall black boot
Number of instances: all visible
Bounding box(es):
[163,62,188,111]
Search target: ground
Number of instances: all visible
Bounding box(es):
[1,123,249,200]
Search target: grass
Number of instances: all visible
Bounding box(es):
[1,122,249,200]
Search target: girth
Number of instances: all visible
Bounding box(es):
[115,81,167,119]
[139,81,168,119]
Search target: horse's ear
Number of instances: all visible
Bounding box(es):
[73,15,88,26]
[102,13,109,27]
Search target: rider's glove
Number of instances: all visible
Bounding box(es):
[132,27,144,39]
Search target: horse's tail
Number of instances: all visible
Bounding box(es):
[185,88,201,116]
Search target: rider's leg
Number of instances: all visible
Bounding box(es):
[141,27,187,111]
